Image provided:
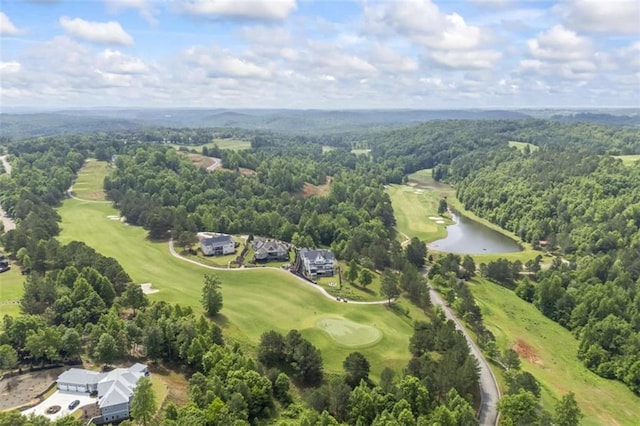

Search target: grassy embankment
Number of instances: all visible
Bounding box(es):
[470,277,639,425]
[54,161,420,379]
[508,140,539,153]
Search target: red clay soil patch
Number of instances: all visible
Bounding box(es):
[512,339,543,365]
[301,176,332,198]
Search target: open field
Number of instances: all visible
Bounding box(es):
[69,160,110,201]
[351,148,371,155]
[171,139,251,152]
[469,277,639,425]
[613,154,640,166]
[508,141,539,153]
[56,197,416,378]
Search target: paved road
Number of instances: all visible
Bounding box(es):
[429,288,500,425]
[0,155,16,232]
[168,239,394,305]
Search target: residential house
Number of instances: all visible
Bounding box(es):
[300,248,335,279]
[57,363,149,424]
[201,234,236,256]
[253,238,289,262]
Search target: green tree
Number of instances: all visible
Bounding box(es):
[0,344,18,372]
[438,198,448,215]
[554,391,583,426]
[405,237,427,269]
[346,259,360,284]
[497,389,539,425]
[123,282,148,315]
[381,269,400,305]
[94,333,118,365]
[131,376,157,426]
[201,274,223,317]
[343,352,370,388]
[358,269,373,288]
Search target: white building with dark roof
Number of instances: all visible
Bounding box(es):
[57,363,149,424]
[300,248,335,279]
[200,234,235,256]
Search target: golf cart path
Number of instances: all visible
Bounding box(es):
[0,155,16,231]
[429,287,500,426]
[168,239,392,305]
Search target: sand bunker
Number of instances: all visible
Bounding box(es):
[107,215,121,220]
[436,220,445,224]
[428,216,440,220]
[316,317,382,348]
[140,283,159,294]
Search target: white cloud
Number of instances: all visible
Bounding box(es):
[527,25,592,61]
[0,61,21,73]
[364,0,488,50]
[0,12,25,35]
[179,0,297,20]
[98,49,149,74]
[59,16,134,45]
[105,0,159,25]
[241,26,291,45]
[370,44,419,72]
[563,0,640,34]
[184,46,272,79]
[431,49,502,69]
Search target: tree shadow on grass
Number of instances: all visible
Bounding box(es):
[213,313,230,328]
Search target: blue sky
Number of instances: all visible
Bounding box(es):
[1,0,638,109]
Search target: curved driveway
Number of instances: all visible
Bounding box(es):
[429,288,500,425]
[168,239,392,305]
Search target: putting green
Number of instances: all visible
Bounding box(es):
[316,317,383,348]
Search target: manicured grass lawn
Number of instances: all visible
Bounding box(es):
[469,277,639,425]
[322,146,336,153]
[0,258,25,318]
[351,148,371,156]
[613,154,640,166]
[70,160,110,201]
[56,199,417,378]
[387,185,453,242]
[508,141,539,152]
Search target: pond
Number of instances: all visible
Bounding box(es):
[430,211,522,254]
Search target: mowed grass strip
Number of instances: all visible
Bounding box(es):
[387,185,452,242]
[508,141,539,153]
[613,154,640,166]
[71,160,111,201]
[171,139,251,152]
[469,277,639,425]
[56,199,416,377]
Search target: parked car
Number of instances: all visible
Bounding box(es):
[68,400,80,410]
